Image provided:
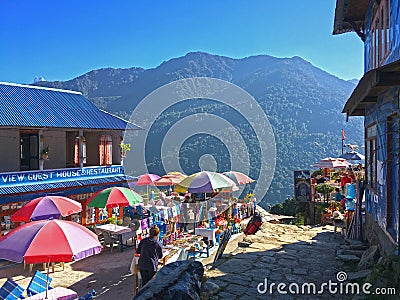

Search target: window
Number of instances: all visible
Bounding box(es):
[371,0,390,68]
[365,124,378,190]
[99,135,112,165]
[74,136,87,166]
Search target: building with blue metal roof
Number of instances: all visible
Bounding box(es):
[0,82,141,234]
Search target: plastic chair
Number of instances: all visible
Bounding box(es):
[0,278,25,300]
[102,231,119,252]
[78,289,96,300]
[27,270,52,296]
[93,227,104,243]
[186,251,197,261]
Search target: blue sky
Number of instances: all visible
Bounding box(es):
[0,0,364,84]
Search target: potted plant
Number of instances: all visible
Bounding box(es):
[120,143,131,158]
[41,146,50,160]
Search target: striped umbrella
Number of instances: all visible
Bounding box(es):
[87,187,143,208]
[175,171,238,194]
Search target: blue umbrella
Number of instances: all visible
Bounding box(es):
[340,151,365,161]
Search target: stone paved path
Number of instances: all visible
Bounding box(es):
[203,208,347,299]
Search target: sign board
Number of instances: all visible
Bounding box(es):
[0,165,124,187]
[294,170,311,202]
[213,227,232,264]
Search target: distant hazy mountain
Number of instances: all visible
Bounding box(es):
[347,78,359,85]
[35,52,362,206]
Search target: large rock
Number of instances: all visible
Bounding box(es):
[134,261,204,300]
[200,281,220,299]
[358,245,380,270]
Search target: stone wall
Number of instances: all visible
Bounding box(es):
[364,212,396,255]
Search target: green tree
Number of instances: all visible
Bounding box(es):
[315,184,335,202]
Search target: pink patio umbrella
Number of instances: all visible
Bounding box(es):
[222,171,255,185]
[0,219,102,298]
[136,173,161,185]
[136,173,161,199]
[11,196,82,222]
[313,157,350,169]
[154,173,186,186]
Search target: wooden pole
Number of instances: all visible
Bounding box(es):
[46,261,50,299]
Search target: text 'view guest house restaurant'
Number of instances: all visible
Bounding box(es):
[0,82,141,235]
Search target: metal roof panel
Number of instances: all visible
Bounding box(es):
[0,82,141,130]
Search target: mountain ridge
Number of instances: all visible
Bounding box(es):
[34,52,362,206]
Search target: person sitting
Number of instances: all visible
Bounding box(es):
[232,203,238,218]
[334,188,343,202]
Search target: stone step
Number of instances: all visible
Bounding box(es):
[336,254,361,262]
[336,249,365,257]
[347,270,371,281]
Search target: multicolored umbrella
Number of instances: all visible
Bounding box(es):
[313,157,350,169]
[0,219,102,298]
[222,171,254,185]
[175,171,238,193]
[87,187,143,208]
[11,196,82,222]
[0,219,102,264]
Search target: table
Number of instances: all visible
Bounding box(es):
[194,228,217,245]
[96,224,135,252]
[24,287,78,300]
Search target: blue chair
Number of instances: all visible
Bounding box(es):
[27,270,52,296]
[0,278,25,300]
[186,251,197,261]
[78,289,96,300]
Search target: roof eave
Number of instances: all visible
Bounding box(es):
[343,61,400,117]
[333,0,369,35]
[99,109,143,131]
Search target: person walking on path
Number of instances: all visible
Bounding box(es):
[136,225,163,286]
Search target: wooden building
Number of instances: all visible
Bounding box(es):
[334,0,400,253]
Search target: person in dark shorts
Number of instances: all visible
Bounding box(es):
[136,225,163,286]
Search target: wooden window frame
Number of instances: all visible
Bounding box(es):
[365,123,378,192]
[99,135,112,166]
[371,0,390,69]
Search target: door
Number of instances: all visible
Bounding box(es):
[20,133,39,170]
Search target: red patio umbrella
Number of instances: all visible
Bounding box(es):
[11,196,82,222]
